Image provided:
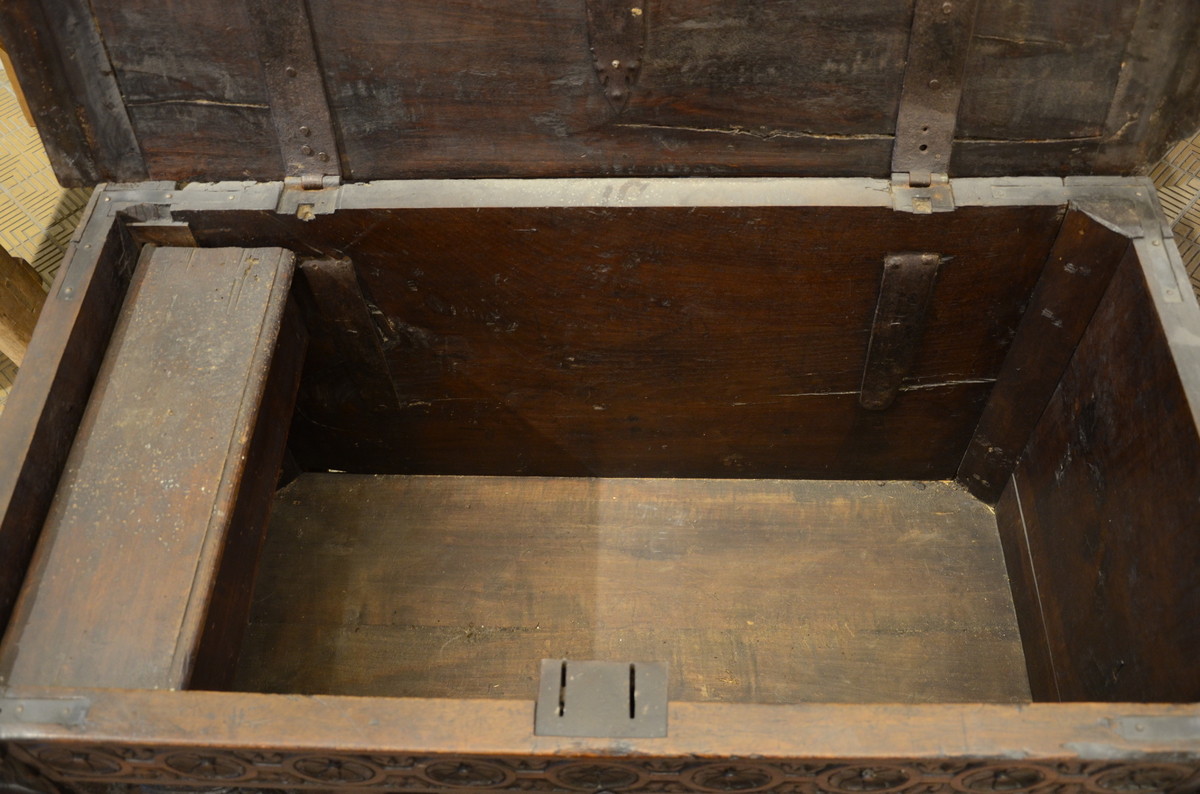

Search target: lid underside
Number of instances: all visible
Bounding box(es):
[0,0,1198,187]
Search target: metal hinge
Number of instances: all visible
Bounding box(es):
[892,172,955,214]
[889,0,979,212]
[278,175,341,221]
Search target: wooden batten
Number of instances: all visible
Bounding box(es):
[0,246,301,691]
[958,208,1132,501]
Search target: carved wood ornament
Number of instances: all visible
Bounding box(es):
[11,745,1200,793]
[586,0,646,112]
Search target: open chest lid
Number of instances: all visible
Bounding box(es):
[1,0,1199,189]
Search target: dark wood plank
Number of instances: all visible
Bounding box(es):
[310,0,909,180]
[957,1,1138,142]
[860,253,941,410]
[236,474,1028,704]
[0,246,296,690]
[0,207,139,640]
[6,0,1199,181]
[179,204,1064,479]
[87,0,281,181]
[190,300,308,692]
[125,104,282,183]
[294,259,399,413]
[1005,246,1200,702]
[7,0,1193,181]
[958,209,1130,502]
[951,138,1101,178]
[0,0,145,185]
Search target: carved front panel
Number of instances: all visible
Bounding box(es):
[10,746,1200,794]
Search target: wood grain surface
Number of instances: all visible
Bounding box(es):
[179,204,1064,479]
[3,0,1198,182]
[190,299,308,692]
[235,474,1029,704]
[0,207,137,640]
[958,209,1130,502]
[0,246,296,690]
[5,686,1200,769]
[997,247,1200,702]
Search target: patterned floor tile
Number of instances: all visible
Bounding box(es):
[0,68,92,415]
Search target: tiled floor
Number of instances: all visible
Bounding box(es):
[0,68,91,415]
[1150,135,1200,296]
[0,64,1198,415]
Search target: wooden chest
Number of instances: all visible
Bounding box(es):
[2,1,1200,792]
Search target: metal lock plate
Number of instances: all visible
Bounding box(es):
[535,659,667,738]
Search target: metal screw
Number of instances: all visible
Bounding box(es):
[942,2,953,13]
[318,152,329,162]
[929,79,941,90]
[300,126,311,136]
[612,59,621,68]
[301,145,313,156]
[285,67,297,78]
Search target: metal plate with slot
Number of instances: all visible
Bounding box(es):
[535,659,667,738]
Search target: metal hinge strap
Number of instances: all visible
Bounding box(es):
[891,0,980,189]
[243,0,342,184]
